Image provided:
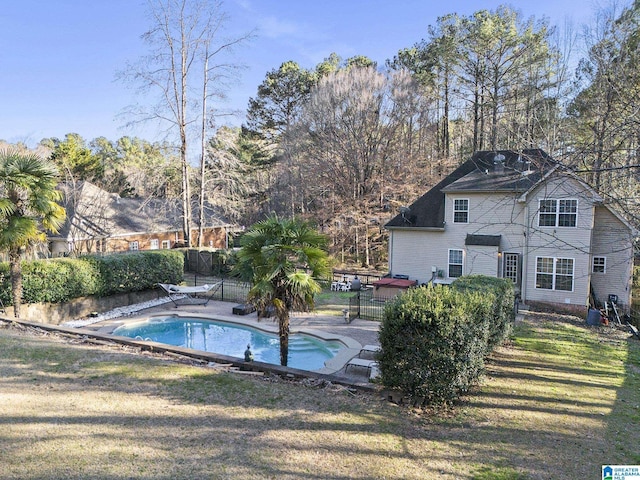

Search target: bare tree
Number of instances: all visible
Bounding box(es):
[120,0,251,247]
[286,67,436,266]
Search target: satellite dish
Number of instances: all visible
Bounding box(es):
[399,206,412,224]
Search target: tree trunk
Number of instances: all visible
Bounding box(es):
[9,250,22,318]
[198,47,209,248]
[278,311,290,366]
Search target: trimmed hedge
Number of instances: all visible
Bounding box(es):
[22,258,101,303]
[378,276,513,406]
[86,250,184,296]
[451,275,515,348]
[0,250,184,306]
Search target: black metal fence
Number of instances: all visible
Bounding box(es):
[184,256,394,320]
[184,273,250,304]
[349,289,394,322]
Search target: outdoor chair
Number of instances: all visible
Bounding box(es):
[158,282,221,307]
[358,344,381,358]
[345,357,378,377]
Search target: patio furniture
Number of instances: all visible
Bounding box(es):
[345,358,378,377]
[232,303,256,315]
[158,282,221,307]
[331,281,351,291]
[358,344,381,357]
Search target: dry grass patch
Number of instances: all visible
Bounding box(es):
[0,312,638,479]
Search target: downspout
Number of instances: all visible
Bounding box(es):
[522,205,530,304]
[388,230,393,275]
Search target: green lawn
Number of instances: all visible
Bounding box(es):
[0,311,638,479]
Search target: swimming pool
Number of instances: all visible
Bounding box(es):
[112,316,345,371]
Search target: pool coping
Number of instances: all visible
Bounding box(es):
[94,310,362,375]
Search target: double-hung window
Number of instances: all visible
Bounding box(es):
[448,249,464,278]
[538,199,577,227]
[453,199,469,223]
[128,241,139,251]
[592,256,606,274]
[535,257,574,291]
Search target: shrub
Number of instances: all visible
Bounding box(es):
[86,250,184,296]
[0,250,184,306]
[377,285,493,405]
[22,258,101,303]
[452,275,515,348]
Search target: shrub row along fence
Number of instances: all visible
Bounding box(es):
[0,250,184,308]
[377,275,515,406]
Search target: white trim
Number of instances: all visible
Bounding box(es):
[538,198,578,228]
[453,198,469,224]
[448,248,464,278]
[535,256,575,292]
[592,256,606,274]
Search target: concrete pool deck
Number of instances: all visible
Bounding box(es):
[78,298,381,384]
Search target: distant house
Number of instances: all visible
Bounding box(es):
[48,182,232,256]
[385,149,636,313]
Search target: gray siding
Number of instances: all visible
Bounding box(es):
[388,230,452,284]
[590,206,634,309]
[521,175,597,307]
[387,172,633,310]
[466,245,499,276]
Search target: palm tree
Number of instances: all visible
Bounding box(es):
[233,216,330,366]
[0,148,66,318]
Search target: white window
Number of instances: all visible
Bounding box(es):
[150,239,159,250]
[128,241,139,251]
[536,257,574,291]
[453,199,469,224]
[448,249,464,278]
[538,199,577,227]
[592,256,606,274]
[161,240,171,249]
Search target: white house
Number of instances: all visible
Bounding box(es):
[385,149,636,313]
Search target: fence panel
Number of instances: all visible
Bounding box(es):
[352,289,395,322]
[186,273,250,304]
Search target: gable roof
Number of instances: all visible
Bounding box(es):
[52,181,230,241]
[385,149,557,229]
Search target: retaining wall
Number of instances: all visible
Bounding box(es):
[7,289,161,324]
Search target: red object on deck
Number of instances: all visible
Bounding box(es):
[372,278,417,289]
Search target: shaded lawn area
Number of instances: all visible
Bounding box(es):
[0,311,638,480]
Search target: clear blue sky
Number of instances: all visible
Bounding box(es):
[0,0,604,147]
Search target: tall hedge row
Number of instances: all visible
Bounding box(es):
[451,275,515,348]
[0,250,184,306]
[378,276,514,406]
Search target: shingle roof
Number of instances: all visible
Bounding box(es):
[385,149,557,229]
[465,234,501,246]
[53,181,229,241]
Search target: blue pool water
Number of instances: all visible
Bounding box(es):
[112,316,344,371]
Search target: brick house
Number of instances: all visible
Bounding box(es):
[48,182,231,256]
